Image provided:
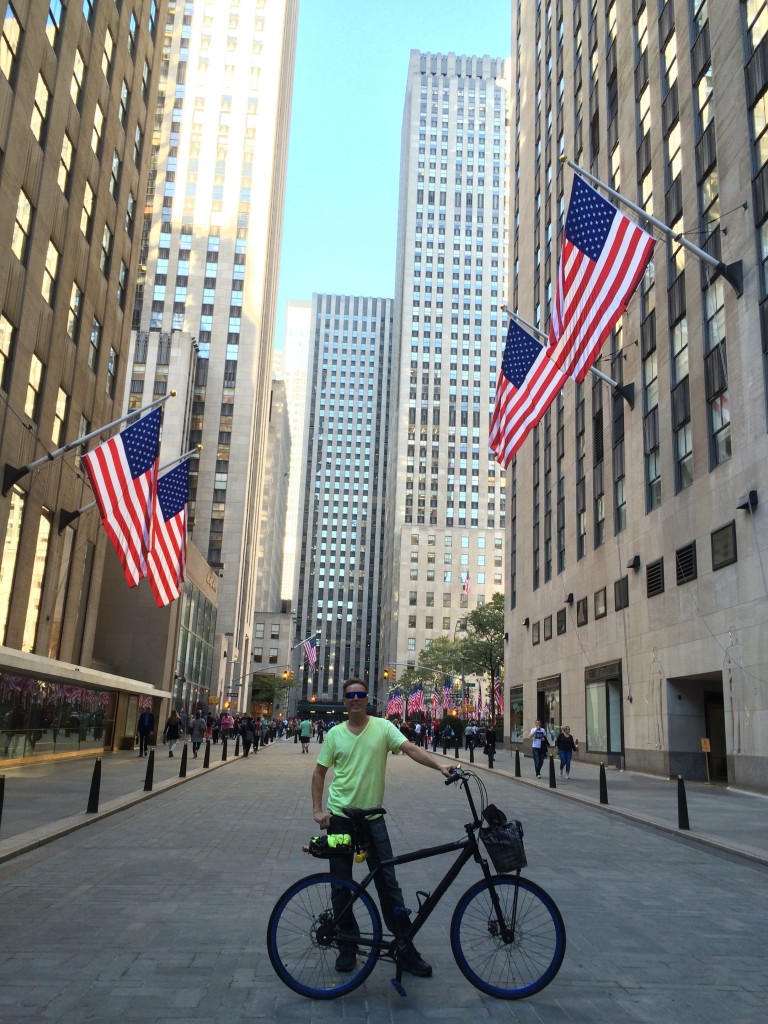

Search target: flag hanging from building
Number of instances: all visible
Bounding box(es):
[82,407,161,587]
[546,176,656,383]
[389,688,403,718]
[303,635,318,673]
[463,573,471,596]
[147,459,189,607]
[489,320,568,467]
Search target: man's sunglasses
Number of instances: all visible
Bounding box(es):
[344,690,368,700]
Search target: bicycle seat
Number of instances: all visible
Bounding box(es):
[340,805,387,819]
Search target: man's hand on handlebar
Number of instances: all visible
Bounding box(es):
[444,766,469,784]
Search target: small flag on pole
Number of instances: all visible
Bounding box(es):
[82,407,161,587]
[303,635,318,673]
[489,321,568,467]
[546,176,656,382]
[147,460,189,607]
[463,573,471,596]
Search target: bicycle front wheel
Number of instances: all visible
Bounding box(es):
[450,875,566,999]
[266,873,383,999]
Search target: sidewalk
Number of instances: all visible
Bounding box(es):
[0,736,766,867]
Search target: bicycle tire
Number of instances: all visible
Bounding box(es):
[450,874,566,999]
[267,872,383,999]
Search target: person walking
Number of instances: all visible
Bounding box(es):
[162,709,182,757]
[240,716,256,757]
[299,716,312,753]
[189,710,207,758]
[529,719,548,778]
[555,725,578,778]
[136,707,154,757]
[311,677,452,977]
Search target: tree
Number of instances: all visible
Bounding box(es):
[460,593,505,728]
[250,672,291,713]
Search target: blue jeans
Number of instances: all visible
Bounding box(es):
[559,749,573,774]
[328,814,411,948]
[532,747,546,775]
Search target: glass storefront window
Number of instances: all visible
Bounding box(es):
[509,686,523,742]
[585,677,623,754]
[1,672,116,762]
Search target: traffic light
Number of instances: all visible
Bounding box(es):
[384,668,396,682]
[223,700,230,709]
[282,670,288,681]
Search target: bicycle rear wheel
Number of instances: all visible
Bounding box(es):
[267,873,383,999]
[450,874,566,998]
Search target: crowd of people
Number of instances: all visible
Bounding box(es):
[138,707,294,758]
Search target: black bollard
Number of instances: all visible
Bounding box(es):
[455,736,460,759]
[514,749,521,777]
[222,737,228,761]
[86,758,102,813]
[677,776,690,830]
[599,762,608,805]
[179,743,188,778]
[442,740,447,756]
[294,731,298,744]
[203,739,211,768]
[549,753,557,789]
[469,742,475,764]
[0,774,4,830]
[144,749,155,791]
[234,734,241,757]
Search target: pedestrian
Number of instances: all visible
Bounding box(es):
[312,677,452,977]
[529,719,548,778]
[162,709,182,757]
[464,722,478,750]
[179,707,188,735]
[299,716,312,753]
[316,720,325,744]
[241,716,256,757]
[136,706,154,757]
[189,710,207,758]
[555,725,578,778]
[220,709,234,738]
[211,717,221,744]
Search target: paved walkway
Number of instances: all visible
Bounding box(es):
[0,737,765,1023]
[1,739,766,866]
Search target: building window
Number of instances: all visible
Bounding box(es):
[82,0,95,27]
[81,181,94,239]
[100,224,113,275]
[711,521,737,571]
[116,261,128,309]
[532,621,540,645]
[268,648,278,664]
[254,623,264,639]
[71,49,85,109]
[119,80,129,126]
[253,646,262,663]
[270,623,280,638]
[53,387,68,445]
[31,74,51,143]
[59,133,74,195]
[543,615,552,641]
[25,355,44,421]
[556,609,566,635]
[576,597,588,627]
[0,314,15,391]
[0,3,22,82]
[88,318,102,371]
[42,240,59,305]
[614,576,629,611]
[128,11,138,57]
[102,28,114,81]
[106,347,118,397]
[68,283,83,339]
[594,587,607,619]
[22,510,52,652]
[133,124,143,165]
[12,189,32,263]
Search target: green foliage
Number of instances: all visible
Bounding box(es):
[461,592,505,722]
[250,672,291,703]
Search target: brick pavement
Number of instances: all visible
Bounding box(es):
[0,737,765,1023]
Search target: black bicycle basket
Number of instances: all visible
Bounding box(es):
[479,807,527,872]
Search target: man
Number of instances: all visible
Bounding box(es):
[299,716,313,753]
[311,677,452,977]
[189,710,207,758]
[136,706,154,757]
[529,719,548,778]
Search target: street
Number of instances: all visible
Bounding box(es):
[0,738,763,1023]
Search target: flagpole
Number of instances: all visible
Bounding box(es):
[57,444,201,533]
[501,306,635,408]
[2,392,177,496]
[562,156,743,296]
[291,630,320,653]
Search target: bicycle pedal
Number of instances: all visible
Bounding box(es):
[390,977,407,997]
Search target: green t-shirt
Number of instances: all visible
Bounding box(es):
[299,719,312,739]
[317,717,406,816]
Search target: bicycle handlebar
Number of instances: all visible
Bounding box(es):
[445,766,470,785]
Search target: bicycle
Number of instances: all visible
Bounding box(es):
[267,766,566,1000]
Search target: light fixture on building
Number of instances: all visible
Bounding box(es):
[626,554,641,571]
[522,617,530,628]
[736,489,758,512]
[566,593,574,605]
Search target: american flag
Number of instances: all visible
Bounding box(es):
[82,407,161,587]
[388,689,403,717]
[493,676,504,716]
[489,321,568,467]
[463,573,471,596]
[407,685,424,716]
[303,635,318,673]
[546,176,656,383]
[147,460,189,607]
[431,688,438,716]
[441,679,452,712]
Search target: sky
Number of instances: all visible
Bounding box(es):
[274,0,511,348]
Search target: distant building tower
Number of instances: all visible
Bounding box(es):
[294,295,394,711]
[380,52,511,688]
[129,0,299,700]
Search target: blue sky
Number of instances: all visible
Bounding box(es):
[274,0,511,348]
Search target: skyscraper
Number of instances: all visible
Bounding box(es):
[506,1,768,791]
[294,294,394,710]
[380,51,510,686]
[129,0,299,693]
